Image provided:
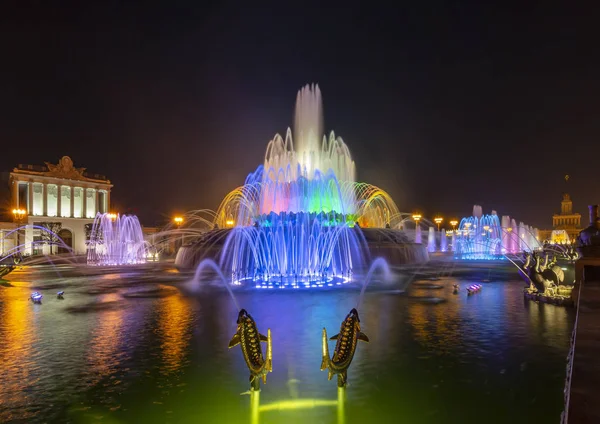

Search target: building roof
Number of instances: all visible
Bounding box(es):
[11,156,111,185]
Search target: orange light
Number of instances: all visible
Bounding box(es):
[107,213,117,221]
[173,216,184,225]
[226,219,235,227]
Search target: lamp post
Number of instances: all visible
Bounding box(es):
[174,216,184,253]
[411,214,422,225]
[450,220,458,231]
[434,216,443,231]
[412,213,422,243]
[12,208,26,254]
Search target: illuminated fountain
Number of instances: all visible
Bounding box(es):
[427,227,436,253]
[440,229,448,252]
[454,205,541,260]
[180,84,428,287]
[87,213,148,266]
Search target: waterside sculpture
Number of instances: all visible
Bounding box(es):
[229,309,273,391]
[520,252,574,306]
[321,308,369,387]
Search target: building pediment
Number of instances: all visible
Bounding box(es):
[12,156,111,184]
[44,156,87,180]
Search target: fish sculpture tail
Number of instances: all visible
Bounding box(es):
[321,328,333,380]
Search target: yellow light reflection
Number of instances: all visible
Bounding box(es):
[85,292,124,385]
[156,291,192,374]
[0,295,34,413]
[259,398,338,412]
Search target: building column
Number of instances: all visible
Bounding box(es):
[57,186,62,217]
[95,189,99,216]
[27,181,33,215]
[106,190,111,213]
[42,183,48,216]
[70,186,75,217]
[12,179,18,208]
[83,188,88,218]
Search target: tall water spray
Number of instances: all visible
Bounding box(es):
[454,205,541,259]
[440,229,448,252]
[427,227,436,253]
[212,84,393,288]
[87,213,148,265]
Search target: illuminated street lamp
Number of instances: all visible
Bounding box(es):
[107,212,117,221]
[173,216,184,252]
[12,208,26,249]
[450,220,458,231]
[434,216,443,231]
[226,219,235,227]
[412,214,421,224]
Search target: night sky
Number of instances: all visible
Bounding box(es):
[1,2,598,228]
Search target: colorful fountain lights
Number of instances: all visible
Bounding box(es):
[87,212,148,266]
[212,84,400,288]
[453,205,541,260]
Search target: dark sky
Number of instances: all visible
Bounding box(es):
[1,2,598,228]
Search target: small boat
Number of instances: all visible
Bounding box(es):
[466,284,482,295]
[57,291,65,299]
[453,284,460,294]
[30,292,43,304]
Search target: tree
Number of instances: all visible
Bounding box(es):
[85,223,102,243]
[40,222,62,254]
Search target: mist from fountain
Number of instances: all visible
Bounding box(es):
[87,213,148,266]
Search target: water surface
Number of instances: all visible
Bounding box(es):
[0,265,574,423]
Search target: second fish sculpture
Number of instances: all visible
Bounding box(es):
[229,309,272,391]
[321,308,369,387]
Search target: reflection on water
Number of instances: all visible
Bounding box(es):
[0,270,575,424]
[156,292,193,375]
[86,292,125,386]
[0,291,35,421]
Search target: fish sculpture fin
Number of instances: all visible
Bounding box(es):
[228,333,241,348]
[357,332,370,342]
[329,333,340,340]
[259,333,268,342]
[328,370,334,381]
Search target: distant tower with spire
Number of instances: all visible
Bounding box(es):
[549,174,582,242]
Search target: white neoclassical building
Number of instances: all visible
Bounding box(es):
[7,156,113,255]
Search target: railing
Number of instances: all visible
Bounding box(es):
[560,278,583,423]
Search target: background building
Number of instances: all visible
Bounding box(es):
[538,193,582,243]
[4,156,112,255]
